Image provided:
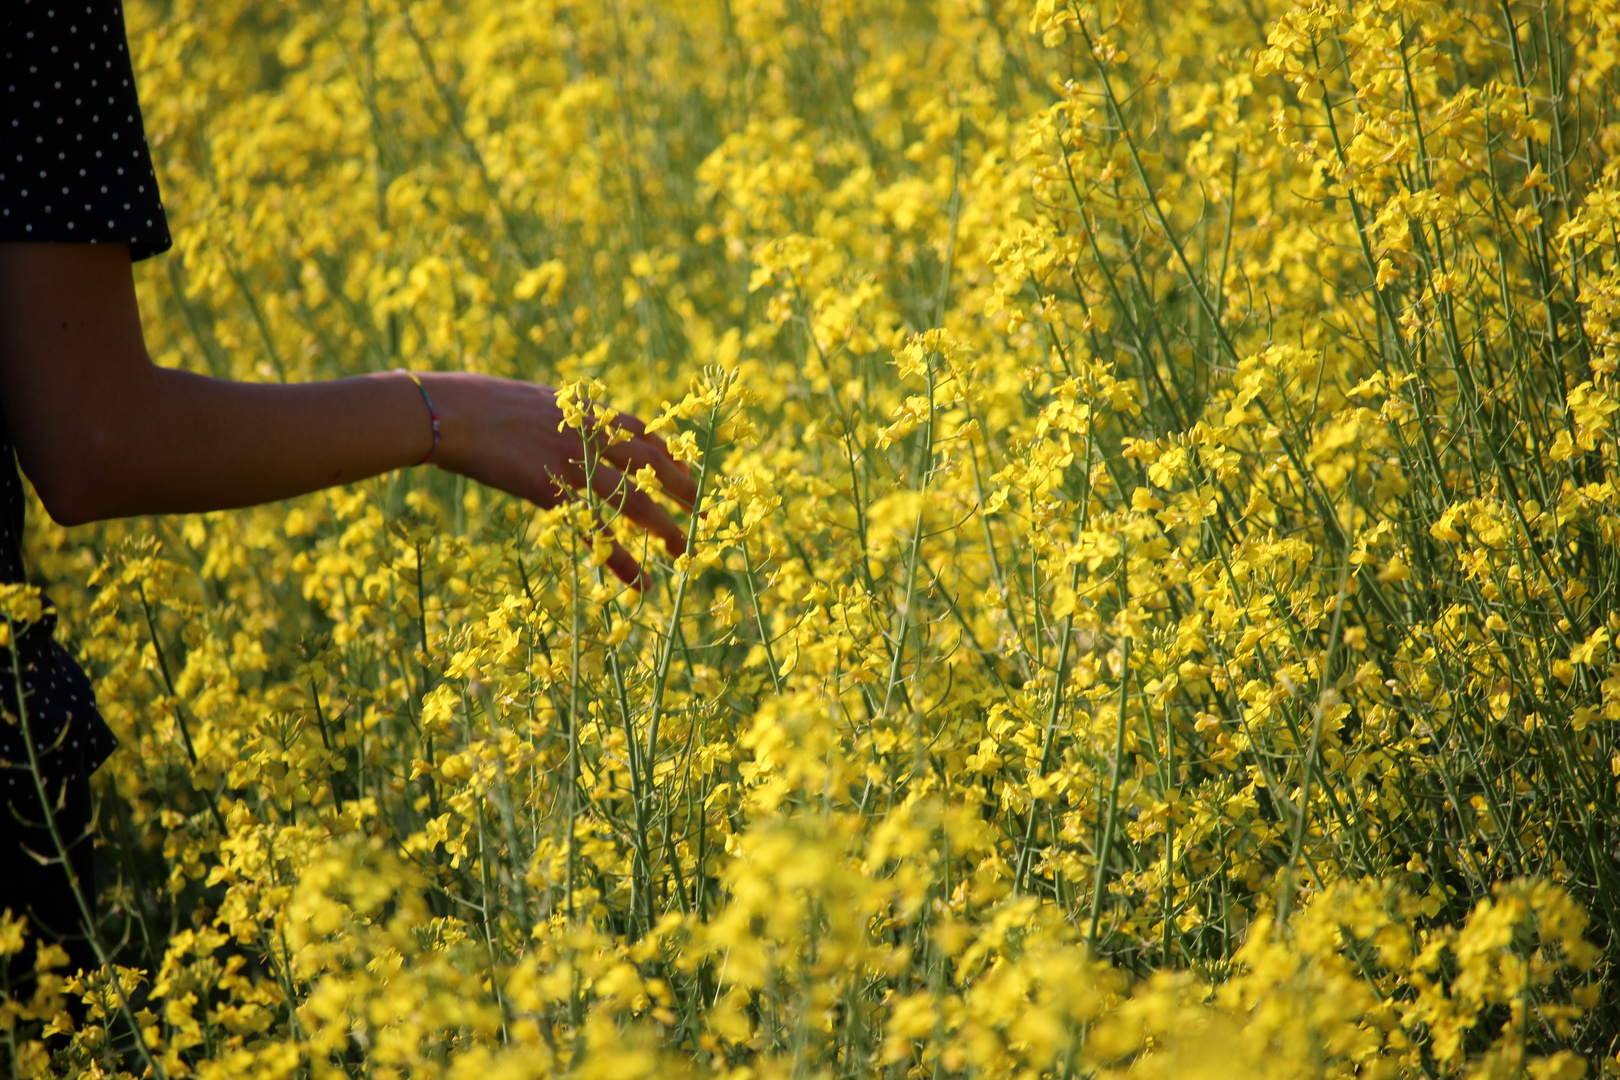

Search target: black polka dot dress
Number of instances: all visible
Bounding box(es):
[0,0,168,814]
[0,461,117,814]
[2,0,172,258]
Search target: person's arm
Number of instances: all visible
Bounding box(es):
[0,242,695,586]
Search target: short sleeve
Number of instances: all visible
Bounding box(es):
[0,0,173,261]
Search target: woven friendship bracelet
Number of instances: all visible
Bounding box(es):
[397,369,442,464]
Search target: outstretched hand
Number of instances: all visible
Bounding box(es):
[421,373,697,588]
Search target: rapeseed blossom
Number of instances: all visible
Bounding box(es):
[4,0,1620,1075]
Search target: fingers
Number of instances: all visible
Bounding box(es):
[598,412,697,509]
[531,458,685,579]
[602,534,647,590]
[603,434,699,511]
[527,393,699,584]
[587,463,688,558]
[606,411,682,467]
[530,473,649,589]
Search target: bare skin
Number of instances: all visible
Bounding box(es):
[0,242,696,586]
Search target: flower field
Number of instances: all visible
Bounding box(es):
[7,0,1620,1074]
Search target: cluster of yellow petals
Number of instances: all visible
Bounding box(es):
[6,0,1620,1075]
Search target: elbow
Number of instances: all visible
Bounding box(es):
[22,421,125,527]
[36,487,99,528]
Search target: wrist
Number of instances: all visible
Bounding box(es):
[395,369,442,465]
[415,371,475,473]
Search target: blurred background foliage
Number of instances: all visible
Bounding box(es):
[6,0,1620,1075]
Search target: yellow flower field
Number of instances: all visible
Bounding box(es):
[5,0,1620,1074]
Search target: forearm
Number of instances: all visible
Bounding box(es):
[0,244,436,523]
[0,242,693,586]
[35,366,434,523]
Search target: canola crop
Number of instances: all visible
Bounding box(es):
[5,0,1620,1075]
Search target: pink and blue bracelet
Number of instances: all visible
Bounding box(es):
[396,369,442,464]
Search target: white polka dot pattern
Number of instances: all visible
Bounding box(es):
[1,0,172,260]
